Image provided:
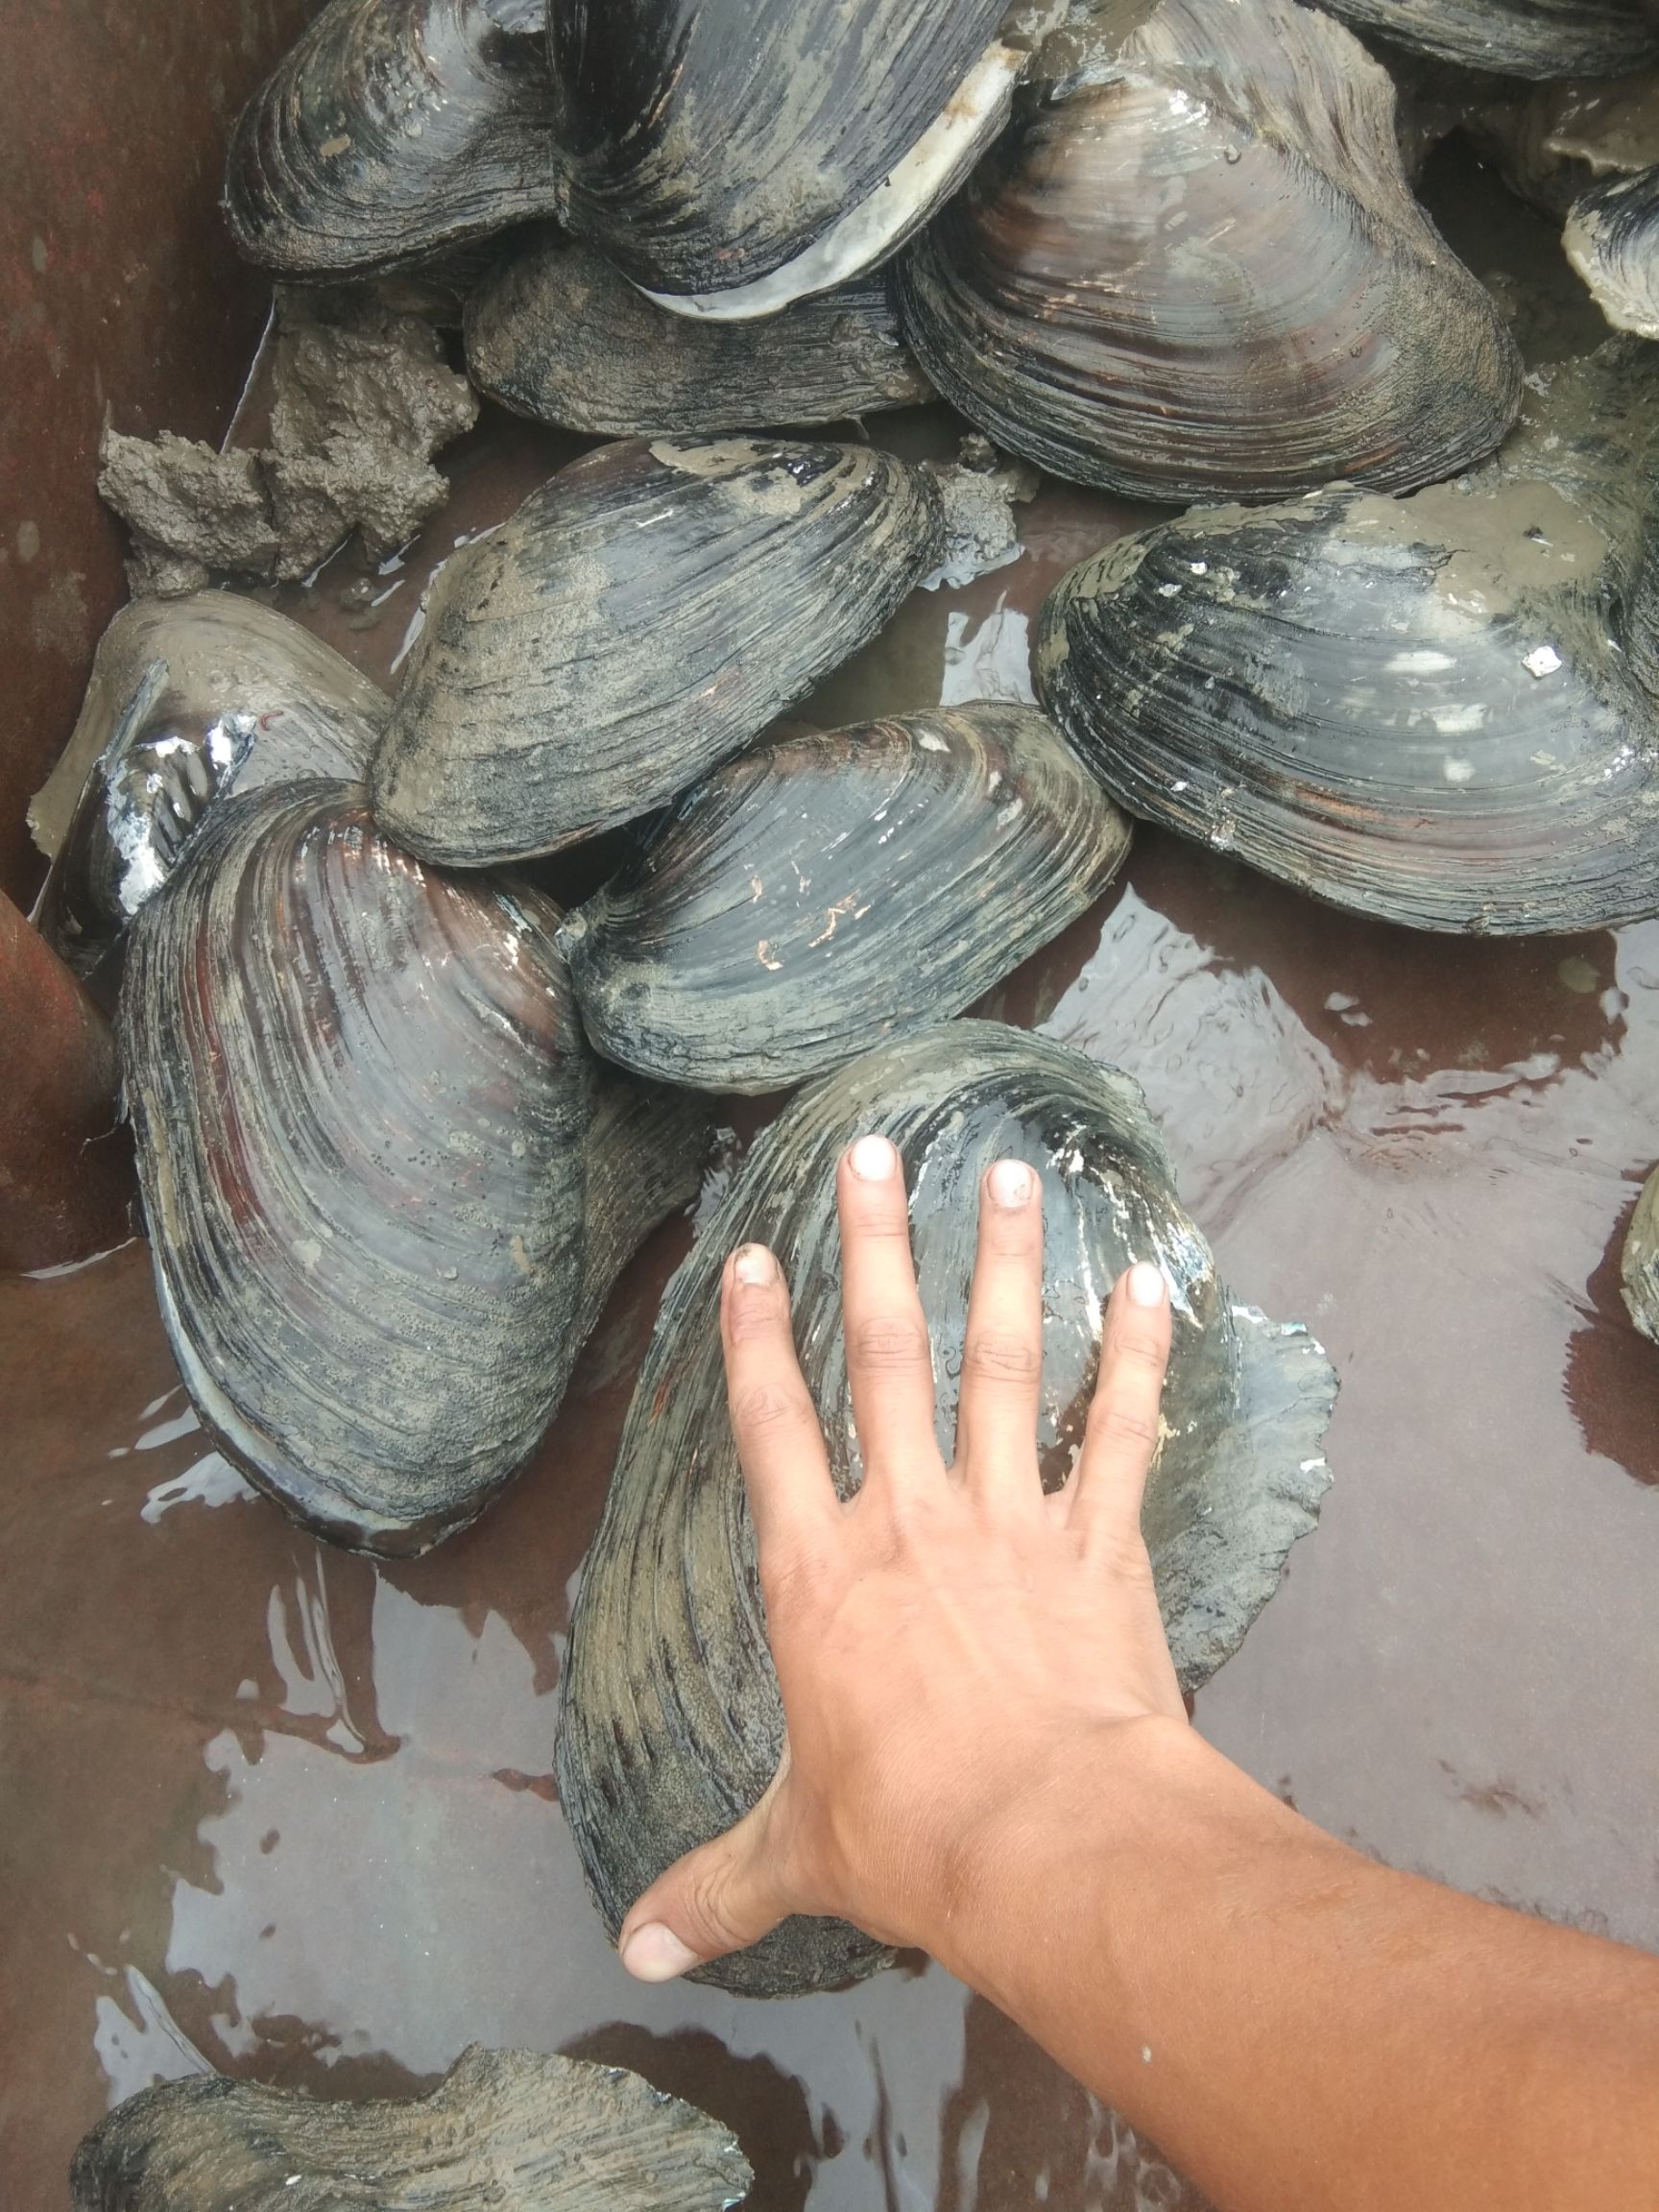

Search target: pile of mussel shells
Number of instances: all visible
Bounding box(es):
[37,0,1659,2037]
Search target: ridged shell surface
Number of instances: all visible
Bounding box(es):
[32,593,383,976]
[465,231,934,435]
[225,0,567,277]
[371,438,945,864]
[1566,164,1659,335]
[70,2046,751,2212]
[1320,0,1659,81]
[556,1022,1336,1996]
[1035,341,1659,935]
[896,0,1522,502]
[121,781,709,1554]
[1623,1166,1659,1342]
[561,705,1133,1093]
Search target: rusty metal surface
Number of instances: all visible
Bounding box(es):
[0,0,318,911]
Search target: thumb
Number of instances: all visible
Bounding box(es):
[617,1762,794,1983]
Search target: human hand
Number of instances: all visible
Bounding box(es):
[618,1132,1184,1984]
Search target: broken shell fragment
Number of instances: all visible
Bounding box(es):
[560,705,1132,1093]
[556,1021,1336,1996]
[546,0,1060,319]
[120,781,709,1554]
[1566,164,1659,334]
[1318,0,1659,83]
[1623,1166,1659,1341]
[896,0,1522,502]
[1034,341,1659,935]
[465,231,935,435]
[32,594,384,977]
[224,0,568,278]
[370,437,945,865]
[70,2044,752,2212]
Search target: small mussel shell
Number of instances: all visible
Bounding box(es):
[1566,164,1659,335]
[546,0,1042,317]
[896,0,1522,502]
[1623,1166,1659,1343]
[1319,0,1659,82]
[371,437,946,865]
[70,2045,753,2212]
[560,704,1132,1094]
[32,593,384,977]
[465,229,935,435]
[121,781,709,1554]
[225,0,567,278]
[556,1021,1336,1996]
[1035,341,1659,936]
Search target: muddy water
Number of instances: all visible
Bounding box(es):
[6,150,1659,2211]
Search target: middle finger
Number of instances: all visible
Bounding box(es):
[838,1135,941,1489]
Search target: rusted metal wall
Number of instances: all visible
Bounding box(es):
[0,0,317,910]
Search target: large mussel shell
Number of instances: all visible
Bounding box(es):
[559,705,1132,1094]
[895,0,1522,502]
[1566,163,1659,332]
[370,437,945,865]
[1035,340,1659,935]
[31,594,383,978]
[465,230,935,435]
[224,0,567,278]
[546,0,1050,318]
[1623,1166,1659,1342]
[1320,0,1659,82]
[556,1021,1336,1996]
[71,2045,752,2212]
[121,781,709,1554]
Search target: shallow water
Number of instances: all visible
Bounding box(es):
[6,149,1659,2210]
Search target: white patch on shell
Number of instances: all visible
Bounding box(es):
[1523,643,1563,677]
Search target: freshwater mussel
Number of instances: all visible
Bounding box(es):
[370,436,945,865]
[1624,1166,1659,1341]
[894,0,1522,503]
[71,2046,752,2212]
[560,704,1132,1094]
[547,0,1063,320]
[557,1021,1336,1996]
[225,0,565,277]
[32,594,383,978]
[465,231,934,436]
[121,780,709,1554]
[1319,0,1659,82]
[1036,339,1659,935]
[1566,164,1659,334]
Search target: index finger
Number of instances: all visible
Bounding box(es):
[721,1242,838,1550]
[1067,1261,1172,1554]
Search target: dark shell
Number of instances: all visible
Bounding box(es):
[32,594,384,978]
[1623,1166,1659,1342]
[1034,341,1659,936]
[1466,69,1659,217]
[895,0,1522,502]
[70,2045,752,2212]
[1566,163,1659,333]
[224,0,567,278]
[120,781,709,1555]
[1320,0,1659,82]
[545,0,1040,315]
[559,705,1133,1094]
[556,1021,1336,1997]
[370,437,945,865]
[465,230,934,435]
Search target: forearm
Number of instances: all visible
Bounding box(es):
[927,1719,1659,2212]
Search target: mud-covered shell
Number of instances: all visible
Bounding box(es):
[70,2046,752,2212]
[546,0,1051,318]
[1319,0,1659,82]
[121,781,709,1555]
[896,0,1522,503]
[1567,164,1659,334]
[556,1021,1335,1997]
[1623,1166,1659,1341]
[1035,342,1659,935]
[225,0,567,278]
[560,705,1132,1093]
[371,437,946,865]
[465,231,934,435]
[31,594,384,977]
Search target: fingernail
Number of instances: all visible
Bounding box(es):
[733,1244,776,1286]
[1127,1262,1166,1308]
[620,1921,701,1983]
[989,1158,1034,1209]
[848,1134,898,1181]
